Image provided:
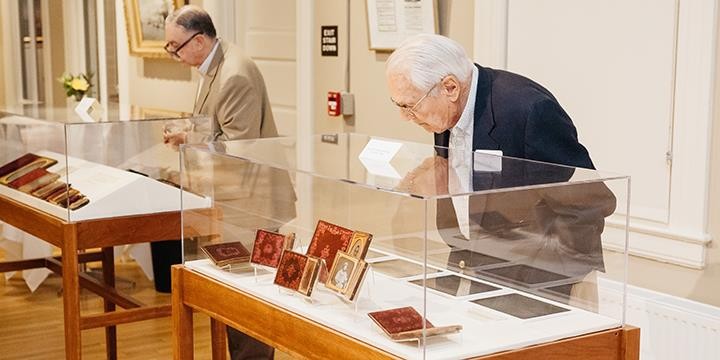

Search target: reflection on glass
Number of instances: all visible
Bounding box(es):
[371,259,439,278]
[410,275,498,297]
[478,264,570,285]
[472,293,569,319]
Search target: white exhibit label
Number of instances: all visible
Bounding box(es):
[74,97,102,123]
[359,138,403,162]
[358,139,403,179]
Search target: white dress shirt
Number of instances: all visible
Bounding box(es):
[448,66,479,239]
[195,39,221,103]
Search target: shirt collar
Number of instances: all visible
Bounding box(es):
[452,66,479,137]
[197,39,220,76]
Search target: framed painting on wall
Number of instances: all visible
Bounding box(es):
[123,0,186,58]
[366,0,438,51]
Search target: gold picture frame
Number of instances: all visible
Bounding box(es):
[347,231,373,259]
[325,251,369,301]
[123,0,185,58]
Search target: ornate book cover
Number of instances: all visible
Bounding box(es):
[368,306,434,335]
[346,231,373,259]
[274,250,309,291]
[8,167,49,189]
[0,153,40,178]
[18,172,60,194]
[67,196,90,210]
[306,220,354,271]
[201,241,251,267]
[368,306,462,341]
[39,183,69,201]
[251,229,296,268]
[32,181,66,199]
[48,188,79,205]
[0,155,57,185]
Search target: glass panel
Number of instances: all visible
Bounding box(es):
[0,110,68,219]
[64,113,211,222]
[0,107,210,222]
[181,134,629,358]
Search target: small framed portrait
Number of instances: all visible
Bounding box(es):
[326,251,359,293]
[347,231,373,259]
[123,0,186,58]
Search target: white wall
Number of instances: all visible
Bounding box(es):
[233,0,298,136]
[475,0,716,268]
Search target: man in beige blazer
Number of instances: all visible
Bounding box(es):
[165,5,289,360]
[164,7,277,143]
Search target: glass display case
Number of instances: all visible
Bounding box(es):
[0,104,214,360]
[180,133,630,359]
[0,105,212,221]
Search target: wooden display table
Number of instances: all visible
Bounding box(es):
[171,265,640,360]
[0,194,198,360]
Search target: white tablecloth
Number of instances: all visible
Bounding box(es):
[0,222,154,292]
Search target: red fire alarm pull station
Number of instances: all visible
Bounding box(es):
[327,91,342,116]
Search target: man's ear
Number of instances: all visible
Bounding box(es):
[441,75,461,102]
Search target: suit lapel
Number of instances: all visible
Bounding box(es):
[472,64,499,152]
[193,40,226,114]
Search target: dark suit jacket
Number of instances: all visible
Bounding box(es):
[435,64,593,169]
[433,64,614,278]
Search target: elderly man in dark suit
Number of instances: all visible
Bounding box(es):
[386,34,615,309]
[386,34,592,169]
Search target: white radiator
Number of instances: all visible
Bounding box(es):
[598,278,720,360]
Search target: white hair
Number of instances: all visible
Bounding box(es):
[386,34,473,93]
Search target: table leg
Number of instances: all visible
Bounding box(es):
[172,265,194,360]
[210,318,228,360]
[102,247,117,360]
[63,228,82,360]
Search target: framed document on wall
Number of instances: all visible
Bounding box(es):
[366,0,438,51]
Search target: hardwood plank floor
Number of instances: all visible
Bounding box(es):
[0,248,291,359]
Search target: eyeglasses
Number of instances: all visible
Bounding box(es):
[391,82,438,117]
[164,31,203,60]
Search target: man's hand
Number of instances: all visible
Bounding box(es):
[163,129,188,151]
[163,120,191,151]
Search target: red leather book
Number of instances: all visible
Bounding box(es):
[306,220,354,269]
[8,167,48,189]
[250,230,295,268]
[18,172,60,194]
[0,155,57,184]
[0,153,39,178]
[368,307,434,334]
[68,196,90,210]
[274,251,308,291]
[38,183,68,201]
[201,241,251,267]
[368,307,462,341]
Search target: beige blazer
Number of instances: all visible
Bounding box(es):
[193,40,278,141]
[186,40,296,230]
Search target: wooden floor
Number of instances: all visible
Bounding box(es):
[0,248,291,359]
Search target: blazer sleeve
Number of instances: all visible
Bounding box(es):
[524,99,594,169]
[214,74,263,141]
